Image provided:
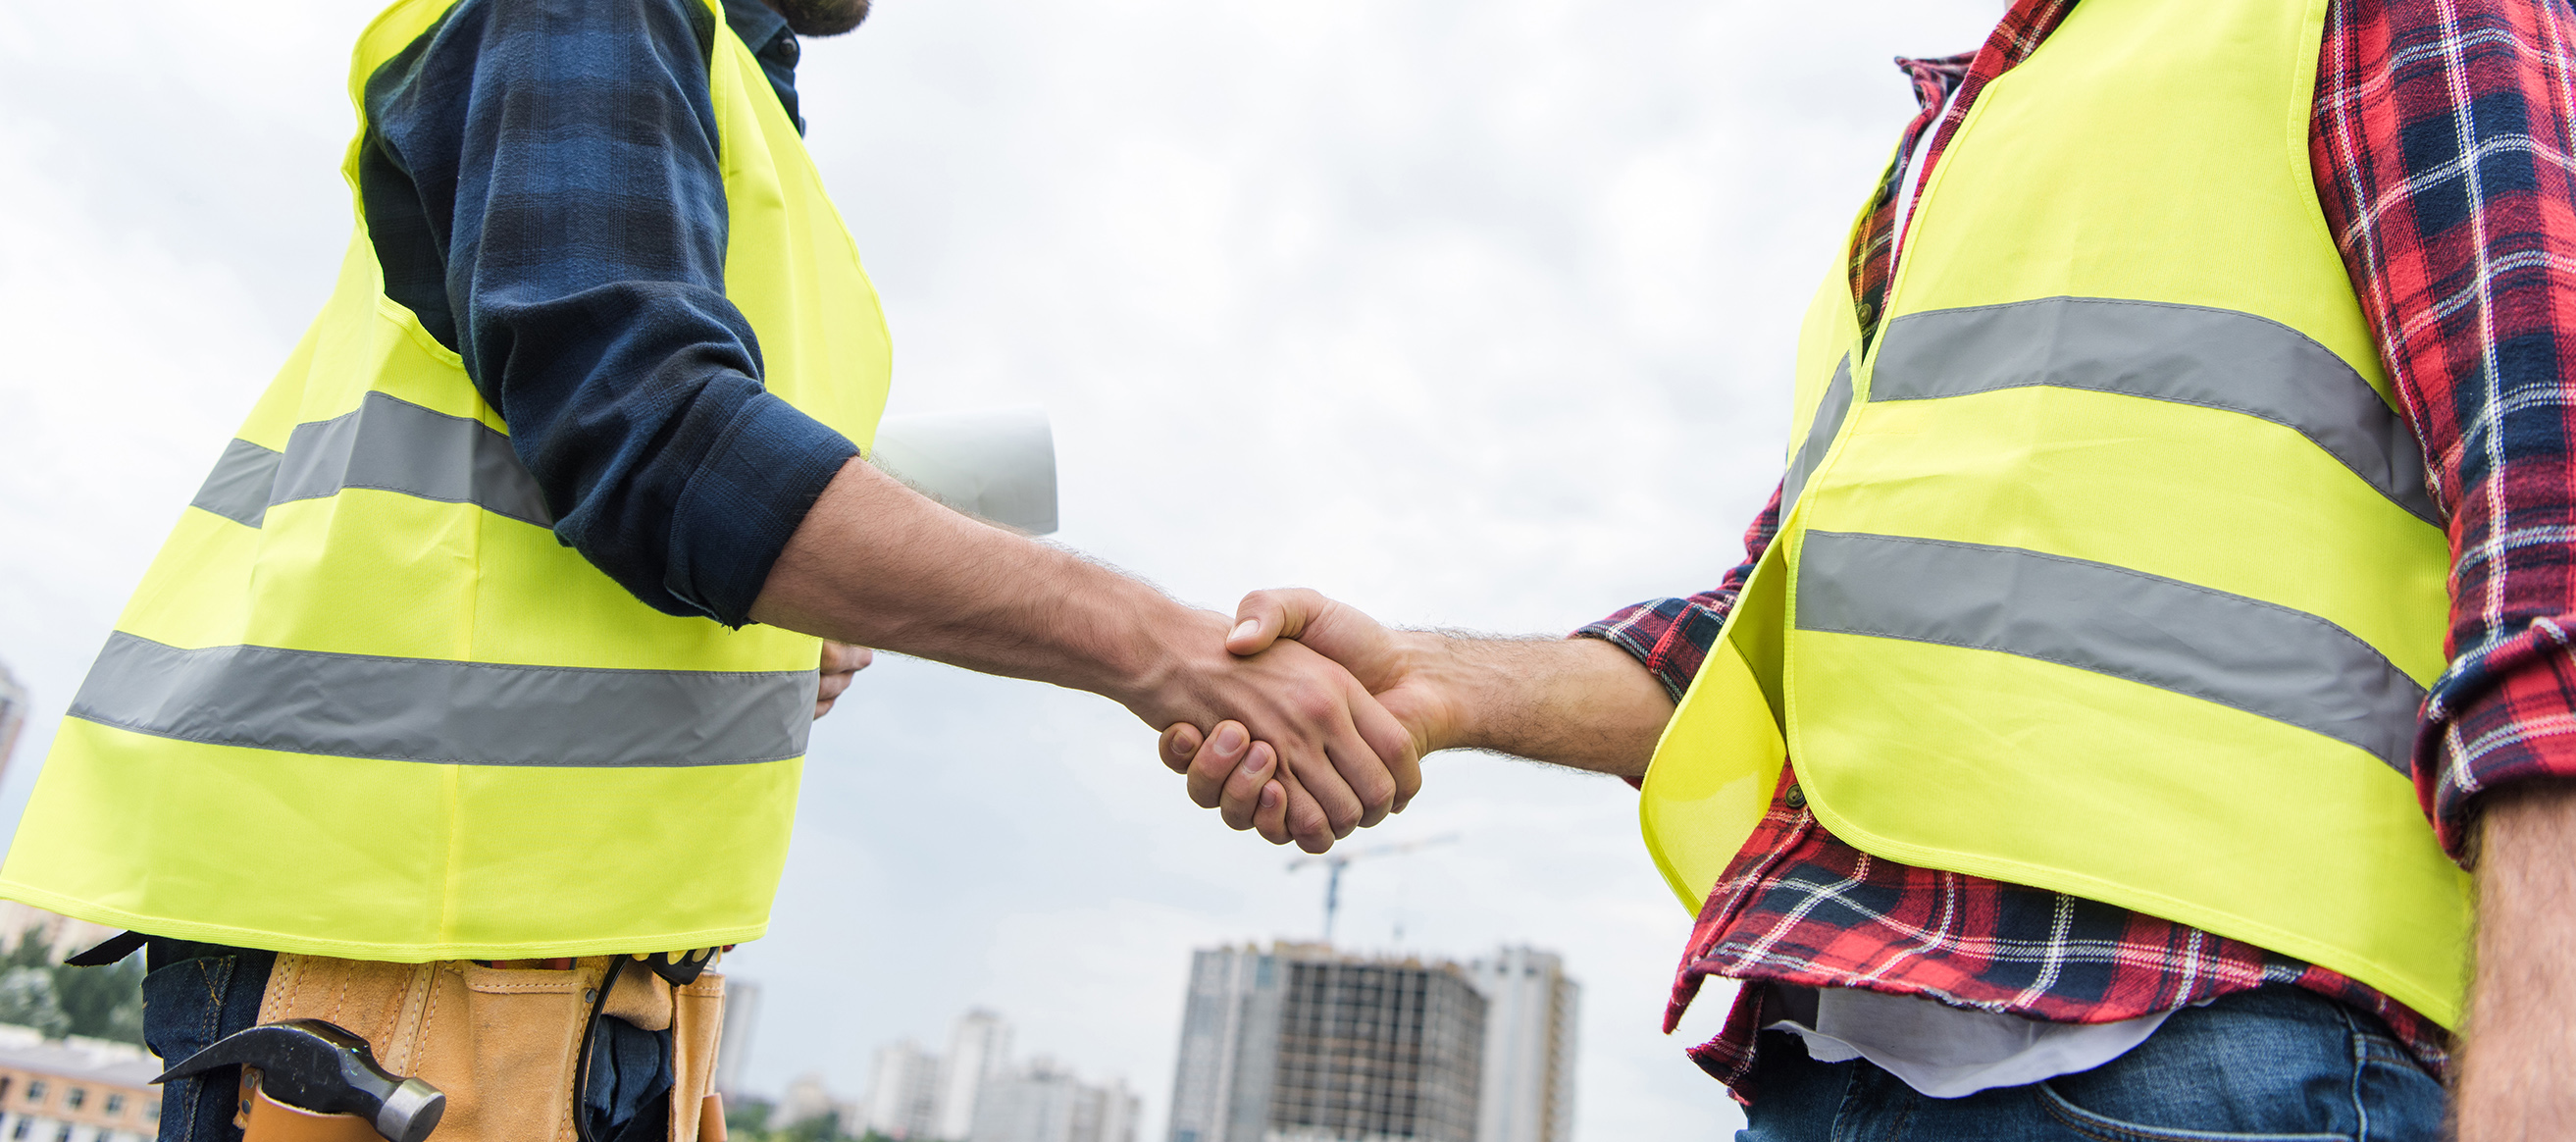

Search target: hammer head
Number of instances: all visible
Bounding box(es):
[157,1019,445,1142]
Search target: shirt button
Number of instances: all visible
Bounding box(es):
[772,35,800,65]
[1784,784,1807,810]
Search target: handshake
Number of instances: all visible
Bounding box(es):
[1152,589,1450,855]
[764,456,1672,855]
[807,580,1676,855]
[1139,589,1672,854]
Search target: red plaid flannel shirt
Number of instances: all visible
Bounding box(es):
[1580,0,2576,1096]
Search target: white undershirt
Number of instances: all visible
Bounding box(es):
[1765,985,2176,1098]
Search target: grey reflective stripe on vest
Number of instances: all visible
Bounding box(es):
[70,632,811,767]
[1870,297,2439,525]
[1783,355,1852,511]
[270,391,554,526]
[189,439,283,527]
[1795,531,2422,774]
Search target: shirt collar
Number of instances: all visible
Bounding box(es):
[720,0,806,133]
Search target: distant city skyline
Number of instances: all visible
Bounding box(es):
[773,1007,1137,1142]
[972,1059,1138,1142]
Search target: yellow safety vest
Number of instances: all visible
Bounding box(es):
[1638,0,2473,1027]
[0,0,891,960]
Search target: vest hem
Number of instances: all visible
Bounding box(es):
[1799,797,2465,1031]
[0,882,768,963]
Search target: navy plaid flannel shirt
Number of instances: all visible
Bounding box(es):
[358,0,855,627]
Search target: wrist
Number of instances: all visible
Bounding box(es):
[1099,597,1226,721]
[1388,630,1476,754]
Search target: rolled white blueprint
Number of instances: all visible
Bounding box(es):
[867,407,1059,535]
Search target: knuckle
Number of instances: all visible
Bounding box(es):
[1325,803,1361,834]
[1291,804,1330,837]
[1359,773,1396,808]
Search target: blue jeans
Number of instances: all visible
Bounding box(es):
[139,939,275,1142]
[1738,987,2445,1142]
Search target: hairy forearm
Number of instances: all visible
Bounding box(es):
[749,457,1202,705]
[2455,778,2576,1138]
[1396,632,1674,777]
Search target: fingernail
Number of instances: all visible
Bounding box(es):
[1212,723,1247,754]
[1239,748,1271,777]
[1230,619,1259,641]
[1261,784,1281,808]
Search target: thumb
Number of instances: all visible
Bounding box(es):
[1226,588,1331,657]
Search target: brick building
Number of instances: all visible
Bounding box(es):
[0,1032,161,1142]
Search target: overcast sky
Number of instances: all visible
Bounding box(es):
[0,0,2003,1136]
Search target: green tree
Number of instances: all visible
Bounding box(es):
[774,1111,847,1142]
[0,965,68,1039]
[726,1097,779,1139]
[721,1104,878,1142]
[0,933,144,1046]
[54,952,144,1044]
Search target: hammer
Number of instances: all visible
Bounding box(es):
[157,1019,445,1142]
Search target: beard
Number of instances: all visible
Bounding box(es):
[771,0,869,36]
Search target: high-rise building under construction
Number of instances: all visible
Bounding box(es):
[1165,944,1491,1142]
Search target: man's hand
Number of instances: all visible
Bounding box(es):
[1123,608,1421,852]
[815,641,874,719]
[2453,778,2576,1138]
[1162,587,1674,846]
[1158,590,1450,848]
[750,458,1417,852]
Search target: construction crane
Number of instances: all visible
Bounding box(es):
[1286,833,1460,945]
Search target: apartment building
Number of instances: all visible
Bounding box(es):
[0,1033,160,1142]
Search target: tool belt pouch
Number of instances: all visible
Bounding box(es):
[260,955,724,1142]
[666,971,726,1142]
[603,961,728,1142]
[237,1077,386,1142]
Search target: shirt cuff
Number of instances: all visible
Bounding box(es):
[2422,634,2576,858]
[663,390,859,627]
[1574,594,1737,704]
